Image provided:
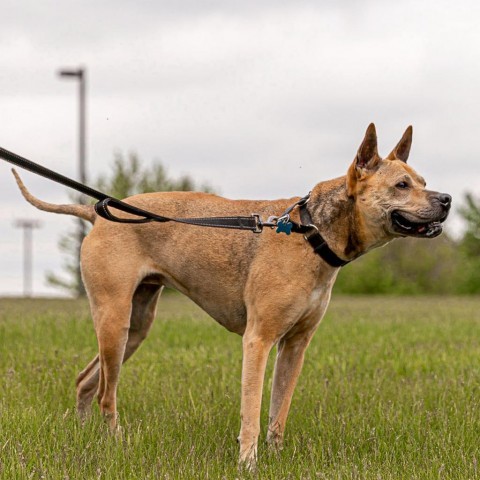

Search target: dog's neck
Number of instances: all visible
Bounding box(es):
[307,176,389,263]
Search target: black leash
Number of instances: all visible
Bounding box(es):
[0,145,348,267]
[0,146,262,232]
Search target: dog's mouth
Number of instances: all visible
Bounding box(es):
[390,211,445,238]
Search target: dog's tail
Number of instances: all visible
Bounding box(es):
[12,169,97,224]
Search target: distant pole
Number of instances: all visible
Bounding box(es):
[58,67,87,185]
[58,66,87,296]
[14,220,41,297]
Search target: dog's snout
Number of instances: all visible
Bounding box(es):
[438,193,452,210]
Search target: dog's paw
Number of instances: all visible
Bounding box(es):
[238,443,258,473]
[266,436,284,453]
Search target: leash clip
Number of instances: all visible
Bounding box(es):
[265,215,279,227]
[252,214,279,232]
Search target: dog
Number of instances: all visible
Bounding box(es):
[13,124,451,468]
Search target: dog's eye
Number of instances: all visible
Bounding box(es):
[396,181,409,189]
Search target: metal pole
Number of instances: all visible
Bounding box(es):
[78,68,87,186]
[77,68,87,296]
[14,220,41,297]
[58,66,87,296]
[24,226,31,295]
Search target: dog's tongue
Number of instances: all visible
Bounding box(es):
[418,222,441,236]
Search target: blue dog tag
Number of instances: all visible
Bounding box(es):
[276,218,293,235]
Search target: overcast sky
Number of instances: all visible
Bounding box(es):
[1,0,479,296]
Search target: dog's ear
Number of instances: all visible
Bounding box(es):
[347,123,380,196]
[387,126,412,163]
[355,123,379,169]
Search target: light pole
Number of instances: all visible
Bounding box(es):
[58,66,87,296]
[58,67,87,186]
[14,219,41,297]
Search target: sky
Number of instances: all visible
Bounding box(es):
[1,0,480,296]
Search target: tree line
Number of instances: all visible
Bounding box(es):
[49,153,480,296]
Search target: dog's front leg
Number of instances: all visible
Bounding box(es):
[238,326,275,470]
[267,329,315,449]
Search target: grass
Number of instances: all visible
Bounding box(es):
[0,293,479,479]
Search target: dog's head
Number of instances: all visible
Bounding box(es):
[346,124,451,241]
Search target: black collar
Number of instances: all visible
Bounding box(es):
[297,205,350,268]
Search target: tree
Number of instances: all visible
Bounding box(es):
[47,152,214,296]
[458,193,480,256]
[456,192,480,293]
[95,152,214,198]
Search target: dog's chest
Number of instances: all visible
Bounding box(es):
[307,286,330,313]
[300,273,338,326]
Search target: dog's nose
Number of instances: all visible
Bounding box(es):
[438,193,452,210]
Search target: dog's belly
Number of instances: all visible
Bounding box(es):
[157,268,248,335]
[159,275,249,335]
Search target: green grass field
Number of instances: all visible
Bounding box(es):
[0,293,479,479]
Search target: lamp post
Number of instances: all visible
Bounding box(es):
[58,67,86,186]
[58,66,87,296]
[14,219,41,297]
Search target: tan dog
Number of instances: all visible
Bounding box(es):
[13,124,451,468]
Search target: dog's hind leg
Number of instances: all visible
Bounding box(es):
[76,282,163,421]
[76,354,100,419]
[95,300,131,431]
[122,283,163,363]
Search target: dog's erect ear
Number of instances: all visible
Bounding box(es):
[355,123,379,169]
[347,123,380,196]
[387,126,412,163]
